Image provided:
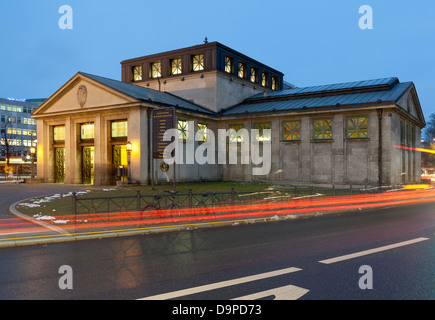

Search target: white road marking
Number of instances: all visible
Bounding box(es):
[138,267,302,300]
[319,237,430,264]
[232,284,309,300]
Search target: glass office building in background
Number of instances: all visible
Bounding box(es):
[0,97,44,162]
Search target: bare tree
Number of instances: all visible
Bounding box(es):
[0,119,18,166]
[422,113,435,169]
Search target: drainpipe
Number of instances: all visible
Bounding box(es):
[377,109,383,187]
[148,108,153,188]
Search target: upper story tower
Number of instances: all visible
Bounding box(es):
[120,41,284,113]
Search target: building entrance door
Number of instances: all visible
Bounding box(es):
[82,146,94,184]
[55,147,65,183]
[113,145,128,183]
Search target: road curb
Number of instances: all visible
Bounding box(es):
[0,212,290,248]
[9,198,70,235]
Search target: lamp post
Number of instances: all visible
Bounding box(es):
[126,141,132,183]
[30,146,36,179]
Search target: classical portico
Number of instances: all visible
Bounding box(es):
[33,73,152,186]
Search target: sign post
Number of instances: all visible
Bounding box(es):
[151,108,176,192]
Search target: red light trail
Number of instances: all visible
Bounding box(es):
[2,187,434,238]
[395,145,435,154]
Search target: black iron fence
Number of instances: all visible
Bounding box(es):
[71,184,398,221]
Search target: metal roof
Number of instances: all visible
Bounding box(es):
[222,78,413,116]
[247,77,399,100]
[78,73,415,118]
[80,72,215,115]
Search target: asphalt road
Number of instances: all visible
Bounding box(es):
[0,183,100,240]
[0,185,434,301]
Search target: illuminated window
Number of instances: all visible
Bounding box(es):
[81,123,94,140]
[192,54,204,71]
[53,126,65,141]
[283,121,301,141]
[197,123,208,142]
[238,62,246,79]
[229,124,245,143]
[250,67,258,83]
[261,71,268,87]
[254,122,271,142]
[178,120,188,140]
[313,119,333,140]
[225,56,233,74]
[171,58,182,75]
[132,65,143,82]
[111,120,128,138]
[271,76,278,91]
[346,117,368,139]
[150,61,162,78]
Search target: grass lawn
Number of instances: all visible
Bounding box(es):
[14,181,362,224]
[15,181,294,219]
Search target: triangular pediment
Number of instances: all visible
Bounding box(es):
[397,85,426,126]
[33,73,138,116]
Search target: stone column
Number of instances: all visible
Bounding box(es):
[128,107,149,185]
[64,116,73,184]
[36,119,49,182]
[300,117,311,183]
[93,114,109,186]
[332,114,344,185]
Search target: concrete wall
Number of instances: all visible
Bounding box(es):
[389,110,422,185]
[152,117,222,184]
[136,71,265,113]
[216,108,414,187]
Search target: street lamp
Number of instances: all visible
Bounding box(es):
[126,142,132,183]
[30,146,36,179]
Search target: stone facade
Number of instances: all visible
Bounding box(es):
[33,42,426,187]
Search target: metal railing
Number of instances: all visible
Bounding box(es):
[71,184,399,223]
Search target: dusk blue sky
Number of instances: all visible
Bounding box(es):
[1,0,435,121]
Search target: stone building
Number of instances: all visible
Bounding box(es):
[32,41,426,187]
